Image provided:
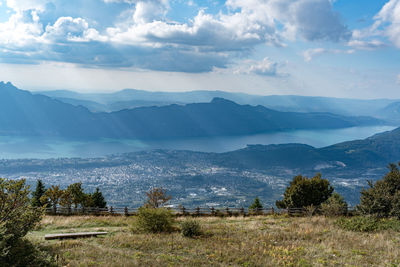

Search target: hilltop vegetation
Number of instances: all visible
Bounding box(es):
[29,215,400,266]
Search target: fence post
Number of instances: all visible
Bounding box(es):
[196,207,201,217]
[180,206,186,216]
[124,207,129,216]
[271,207,274,215]
[211,207,215,216]
[240,207,245,217]
[226,207,231,216]
[109,206,114,215]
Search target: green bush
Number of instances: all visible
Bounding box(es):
[321,192,348,217]
[0,178,54,266]
[136,207,175,233]
[335,216,400,232]
[180,219,202,237]
[276,173,333,209]
[358,163,400,218]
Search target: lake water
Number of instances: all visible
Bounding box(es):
[0,125,395,159]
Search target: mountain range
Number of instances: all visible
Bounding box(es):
[37,88,400,123]
[0,82,384,139]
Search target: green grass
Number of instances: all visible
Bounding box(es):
[29,215,400,266]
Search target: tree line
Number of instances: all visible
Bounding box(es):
[31,180,107,213]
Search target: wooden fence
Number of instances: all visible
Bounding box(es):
[44,206,354,216]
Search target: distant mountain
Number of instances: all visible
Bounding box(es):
[0,82,385,139]
[215,127,400,170]
[37,88,398,119]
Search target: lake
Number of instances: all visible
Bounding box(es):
[0,125,395,159]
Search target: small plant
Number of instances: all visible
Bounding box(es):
[321,192,348,217]
[180,219,202,237]
[336,216,380,232]
[136,207,175,233]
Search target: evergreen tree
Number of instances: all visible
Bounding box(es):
[249,197,263,212]
[31,179,46,207]
[91,188,107,208]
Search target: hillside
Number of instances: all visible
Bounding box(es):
[0,82,384,139]
[30,215,400,266]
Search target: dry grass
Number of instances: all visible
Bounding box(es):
[29,215,400,266]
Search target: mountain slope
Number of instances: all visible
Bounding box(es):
[0,83,385,139]
[215,127,400,170]
[38,88,397,118]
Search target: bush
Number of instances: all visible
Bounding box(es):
[321,192,348,217]
[0,178,54,266]
[358,163,400,218]
[180,219,202,237]
[276,173,333,209]
[136,207,175,233]
[335,216,400,232]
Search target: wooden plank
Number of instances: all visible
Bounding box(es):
[45,232,108,240]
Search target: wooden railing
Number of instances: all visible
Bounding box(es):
[44,206,354,216]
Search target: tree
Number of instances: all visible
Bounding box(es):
[276,173,334,209]
[67,182,85,209]
[31,179,46,207]
[145,187,171,208]
[41,185,63,214]
[91,188,107,208]
[0,178,52,266]
[249,197,263,213]
[358,163,400,218]
[60,189,73,213]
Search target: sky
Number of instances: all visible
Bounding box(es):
[0,0,399,98]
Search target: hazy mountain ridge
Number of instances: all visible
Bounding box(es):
[0,82,384,139]
[37,88,399,120]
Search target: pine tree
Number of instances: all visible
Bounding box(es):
[91,188,107,208]
[31,179,46,207]
[249,197,263,212]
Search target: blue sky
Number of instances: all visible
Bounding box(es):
[0,0,399,98]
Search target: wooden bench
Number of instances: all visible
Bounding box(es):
[45,232,108,240]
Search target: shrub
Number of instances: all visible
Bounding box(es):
[358,163,400,218]
[180,219,202,237]
[276,173,334,209]
[136,207,175,233]
[335,216,400,232]
[321,192,348,217]
[0,178,54,266]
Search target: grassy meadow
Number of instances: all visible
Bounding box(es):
[27,215,400,267]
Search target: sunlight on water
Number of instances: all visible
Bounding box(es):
[0,125,395,159]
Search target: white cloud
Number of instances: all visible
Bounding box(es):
[348,39,386,50]
[226,0,350,42]
[6,0,49,11]
[43,17,105,42]
[234,58,278,76]
[303,48,354,62]
[374,0,400,48]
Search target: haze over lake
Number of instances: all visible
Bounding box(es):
[0,125,394,159]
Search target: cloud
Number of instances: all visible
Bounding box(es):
[303,48,355,62]
[226,0,350,42]
[43,17,105,42]
[348,39,386,50]
[373,0,400,48]
[0,0,353,72]
[234,57,278,76]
